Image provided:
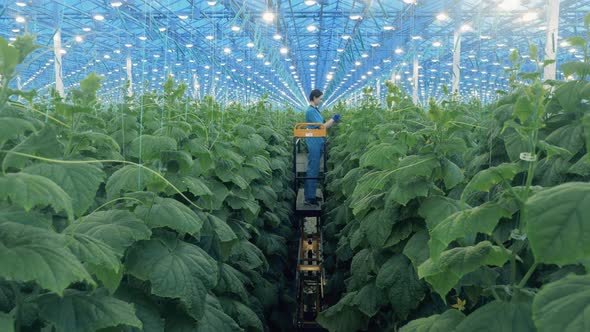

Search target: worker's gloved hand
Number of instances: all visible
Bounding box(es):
[332,114,341,123]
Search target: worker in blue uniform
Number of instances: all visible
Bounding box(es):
[304,89,340,206]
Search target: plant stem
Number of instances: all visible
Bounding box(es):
[8,101,70,127]
[490,287,502,301]
[502,179,525,205]
[492,233,517,285]
[518,262,538,288]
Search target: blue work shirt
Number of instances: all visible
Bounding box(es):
[305,105,326,144]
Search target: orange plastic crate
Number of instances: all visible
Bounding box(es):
[293,123,326,138]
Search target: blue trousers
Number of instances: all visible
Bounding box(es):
[304,138,324,201]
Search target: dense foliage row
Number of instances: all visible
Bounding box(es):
[317,20,590,332]
[0,36,300,332]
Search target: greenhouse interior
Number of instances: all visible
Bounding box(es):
[1,0,590,331]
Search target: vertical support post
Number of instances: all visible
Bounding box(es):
[543,0,560,80]
[16,76,22,102]
[412,53,419,104]
[376,79,381,104]
[452,1,463,95]
[53,29,64,98]
[452,29,462,94]
[126,54,133,97]
[193,73,199,99]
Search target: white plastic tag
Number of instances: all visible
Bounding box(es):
[305,133,313,137]
[519,152,537,162]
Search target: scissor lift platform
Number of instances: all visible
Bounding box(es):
[295,189,323,215]
[292,123,328,331]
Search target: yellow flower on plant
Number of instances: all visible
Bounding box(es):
[452,297,467,311]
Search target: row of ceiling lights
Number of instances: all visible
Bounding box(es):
[9,0,576,106]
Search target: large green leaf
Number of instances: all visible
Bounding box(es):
[456,266,500,290]
[160,150,193,173]
[360,207,397,248]
[0,172,74,220]
[125,233,218,320]
[395,154,440,180]
[38,289,142,332]
[66,210,151,255]
[375,254,425,320]
[105,165,165,200]
[533,273,590,332]
[201,213,238,260]
[24,163,105,216]
[255,231,287,257]
[0,117,36,146]
[212,144,245,166]
[441,158,464,190]
[235,134,267,155]
[341,167,366,197]
[400,309,465,332]
[351,282,387,317]
[461,163,522,201]
[0,205,52,229]
[418,196,469,230]
[350,248,376,287]
[383,220,414,248]
[135,197,203,235]
[387,178,431,205]
[66,233,121,272]
[359,143,405,169]
[534,157,571,187]
[228,240,267,271]
[0,222,94,295]
[454,300,535,332]
[245,155,272,176]
[226,191,260,215]
[195,295,241,332]
[219,297,264,332]
[429,202,512,260]
[169,176,212,196]
[197,179,229,210]
[215,263,250,302]
[0,312,14,332]
[128,135,177,161]
[252,184,278,208]
[2,127,62,171]
[349,226,366,251]
[233,124,257,137]
[114,286,166,332]
[417,241,510,298]
[91,263,124,294]
[73,131,121,158]
[525,182,590,265]
[568,154,590,176]
[435,137,468,155]
[503,128,529,162]
[316,292,369,332]
[546,123,585,156]
[403,228,430,269]
[537,140,573,160]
